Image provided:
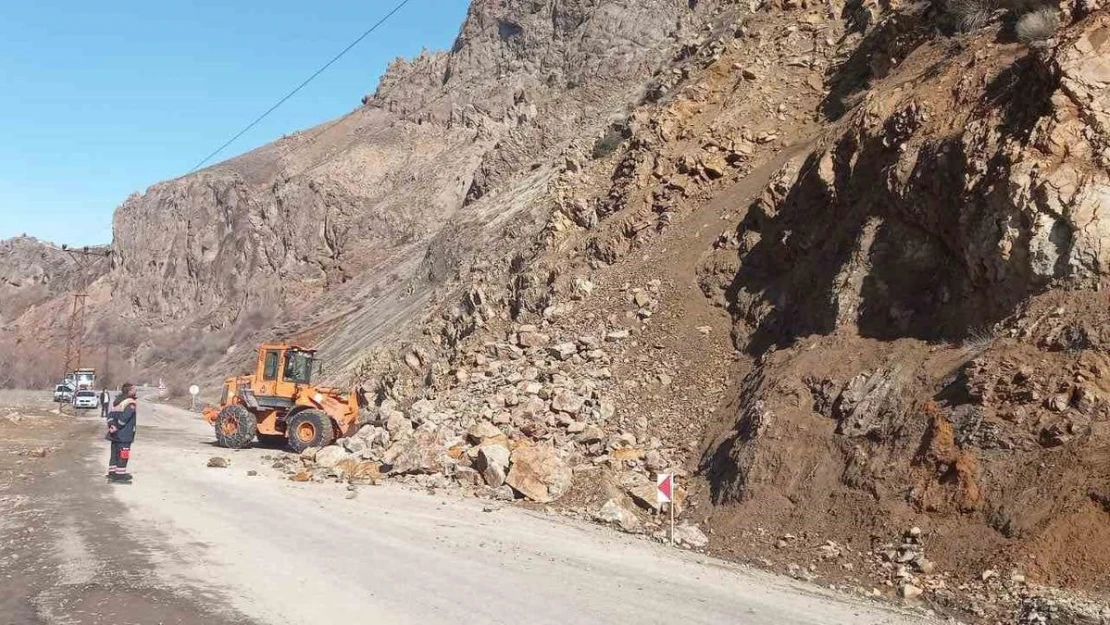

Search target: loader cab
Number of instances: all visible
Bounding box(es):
[282,349,315,384]
[254,344,317,398]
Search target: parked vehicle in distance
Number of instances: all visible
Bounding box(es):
[73,390,98,410]
[53,384,74,403]
[70,368,97,391]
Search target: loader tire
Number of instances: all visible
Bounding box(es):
[214,404,257,449]
[287,410,335,453]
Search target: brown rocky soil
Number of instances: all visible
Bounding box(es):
[3,1,1110,623]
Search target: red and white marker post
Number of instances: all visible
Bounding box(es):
[657,473,674,545]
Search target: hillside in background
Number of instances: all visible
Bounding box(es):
[3,0,1109,620]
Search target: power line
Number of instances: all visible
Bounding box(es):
[187,0,415,174]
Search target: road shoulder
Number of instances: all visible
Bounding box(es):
[0,396,258,625]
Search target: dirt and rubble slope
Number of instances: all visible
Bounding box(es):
[693,4,1110,602]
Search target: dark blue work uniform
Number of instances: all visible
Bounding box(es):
[107,397,137,482]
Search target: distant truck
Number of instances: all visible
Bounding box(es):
[64,368,97,391]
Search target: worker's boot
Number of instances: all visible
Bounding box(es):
[108,473,132,484]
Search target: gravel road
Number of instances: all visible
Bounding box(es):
[2,396,937,625]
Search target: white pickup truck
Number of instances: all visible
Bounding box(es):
[53,384,74,403]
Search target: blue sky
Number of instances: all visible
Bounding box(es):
[0,0,471,246]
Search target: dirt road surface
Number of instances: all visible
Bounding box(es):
[2,396,937,625]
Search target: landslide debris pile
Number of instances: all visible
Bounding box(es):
[284,308,703,540]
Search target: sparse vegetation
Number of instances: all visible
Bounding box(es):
[961,326,999,352]
[1015,7,1061,42]
[944,0,1062,42]
[946,0,999,32]
[591,124,629,160]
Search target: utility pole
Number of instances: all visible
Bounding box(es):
[59,245,112,390]
[61,290,88,383]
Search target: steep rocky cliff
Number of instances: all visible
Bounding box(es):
[0,0,705,385]
[42,0,706,387]
[108,0,694,331]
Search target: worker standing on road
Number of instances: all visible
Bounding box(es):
[99,388,111,419]
[106,382,138,484]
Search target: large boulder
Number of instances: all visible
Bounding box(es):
[313,446,353,469]
[474,444,511,488]
[505,445,572,503]
[467,421,507,446]
[548,342,578,360]
[575,426,605,444]
[673,524,709,549]
[340,436,367,454]
[385,411,414,439]
[454,465,484,487]
[551,390,585,414]
[517,330,550,348]
[628,481,663,513]
[335,459,382,485]
[513,396,547,418]
[383,427,447,474]
[595,499,641,533]
[355,425,391,449]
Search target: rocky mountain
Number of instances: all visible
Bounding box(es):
[110,0,692,329]
[0,237,101,327]
[0,237,111,387]
[61,0,703,383]
[3,0,1110,621]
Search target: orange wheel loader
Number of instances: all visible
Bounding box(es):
[202,343,370,452]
